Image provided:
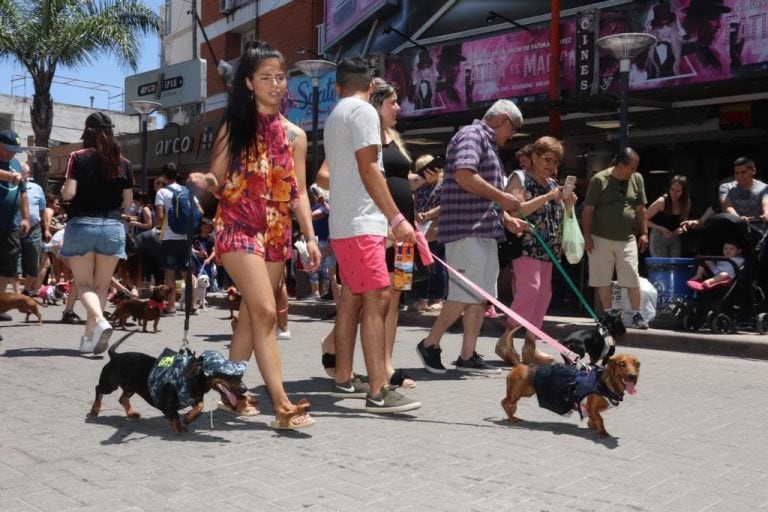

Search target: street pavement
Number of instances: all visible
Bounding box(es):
[1,299,768,511]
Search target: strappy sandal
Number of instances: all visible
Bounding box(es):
[217,395,260,417]
[269,399,316,430]
[389,368,416,389]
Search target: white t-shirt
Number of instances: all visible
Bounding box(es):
[324,96,387,239]
[155,183,188,241]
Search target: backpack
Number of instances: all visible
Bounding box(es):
[165,185,201,235]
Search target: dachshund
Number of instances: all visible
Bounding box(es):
[88,333,249,433]
[501,354,640,438]
[0,292,43,324]
[226,286,241,319]
[110,285,171,332]
[38,283,68,306]
[560,309,626,367]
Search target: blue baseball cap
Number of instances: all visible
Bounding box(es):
[0,130,23,153]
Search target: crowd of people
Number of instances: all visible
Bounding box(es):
[2,39,765,430]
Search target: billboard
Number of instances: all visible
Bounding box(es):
[385,21,576,118]
[123,59,207,114]
[323,0,397,51]
[284,71,338,132]
[598,0,768,94]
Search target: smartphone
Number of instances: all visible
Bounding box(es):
[563,175,576,198]
[418,155,445,177]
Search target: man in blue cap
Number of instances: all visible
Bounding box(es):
[0,129,30,323]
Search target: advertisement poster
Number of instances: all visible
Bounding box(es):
[599,0,768,94]
[386,21,576,119]
[284,71,337,132]
[324,0,395,51]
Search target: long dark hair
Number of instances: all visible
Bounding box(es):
[664,174,691,219]
[223,40,286,163]
[82,126,122,179]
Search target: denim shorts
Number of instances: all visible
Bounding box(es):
[60,217,127,259]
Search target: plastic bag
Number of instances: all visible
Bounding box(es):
[561,210,584,264]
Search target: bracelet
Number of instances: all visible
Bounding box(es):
[389,212,406,228]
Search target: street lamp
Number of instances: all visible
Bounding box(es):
[295,59,336,184]
[597,33,656,151]
[129,100,163,195]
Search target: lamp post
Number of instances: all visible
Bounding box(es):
[295,59,336,184]
[129,100,163,195]
[597,33,656,151]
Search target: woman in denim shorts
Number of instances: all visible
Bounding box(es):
[60,112,133,355]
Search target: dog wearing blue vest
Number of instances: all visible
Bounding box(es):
[501,353,640,437]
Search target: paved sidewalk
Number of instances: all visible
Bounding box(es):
[1,301,767,511]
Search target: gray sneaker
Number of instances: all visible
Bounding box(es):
[632,313,649,330]
[330,376,370,399]
[365,386,421,414]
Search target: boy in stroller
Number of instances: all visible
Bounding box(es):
[680,213,768,334]
[686,241,744,292]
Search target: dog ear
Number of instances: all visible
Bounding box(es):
[184,359,204,379]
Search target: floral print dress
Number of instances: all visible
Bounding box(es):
[214,113,299,262]
[519,173,564,262]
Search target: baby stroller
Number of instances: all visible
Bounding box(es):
[680,213,768,334]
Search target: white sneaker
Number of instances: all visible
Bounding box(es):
[78,335,95,354]
[276,328,291,340]
[92,318,113,354]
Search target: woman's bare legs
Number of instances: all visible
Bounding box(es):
[68,253,118,336]
[222,252,312,426]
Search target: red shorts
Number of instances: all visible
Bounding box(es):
[331,235,390,294]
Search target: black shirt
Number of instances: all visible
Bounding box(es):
[65,148,133,220]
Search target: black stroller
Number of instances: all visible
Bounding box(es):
[680,213,768,334]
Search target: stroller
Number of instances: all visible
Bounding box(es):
[679,213,768,334]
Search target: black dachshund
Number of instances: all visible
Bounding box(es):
[561,309,626,367]
[88,333,248,432]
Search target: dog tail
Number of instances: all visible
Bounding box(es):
[107,331,137,358]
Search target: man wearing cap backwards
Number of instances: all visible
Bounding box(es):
[0,130,30,324]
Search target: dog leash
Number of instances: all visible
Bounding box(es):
[414,233,581,365]
[518,212,615,350]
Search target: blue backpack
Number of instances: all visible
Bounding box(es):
[165,185,201,235]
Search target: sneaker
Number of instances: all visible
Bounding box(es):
[330,376,370,399]
[632,313,649,330]
[454,352,502,374]
[0,312,12,321]
[276,328,291,340]
[365,386,421,414]
[92,318,113,354]
[78,335,95,354]
[61,310,82,324]
[416,339,446,374]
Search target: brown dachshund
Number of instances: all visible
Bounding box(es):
[0,292,43,324]
[110,285,170,332]
[227,286,241,319]
[501,354,640,438]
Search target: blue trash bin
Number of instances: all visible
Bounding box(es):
[645,257,696,306]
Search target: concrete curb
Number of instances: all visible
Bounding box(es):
[207,293,768,361]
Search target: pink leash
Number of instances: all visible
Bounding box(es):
[414,232,581,365]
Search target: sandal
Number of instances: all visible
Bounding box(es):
[269,399,316,430]
[389,368,416,389]
[217,395,260,417]
[321,335,336,378]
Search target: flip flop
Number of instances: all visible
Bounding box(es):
[269,399,316,430]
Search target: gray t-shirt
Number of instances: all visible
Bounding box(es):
[725,180,766,218]
[325,96,387,239]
